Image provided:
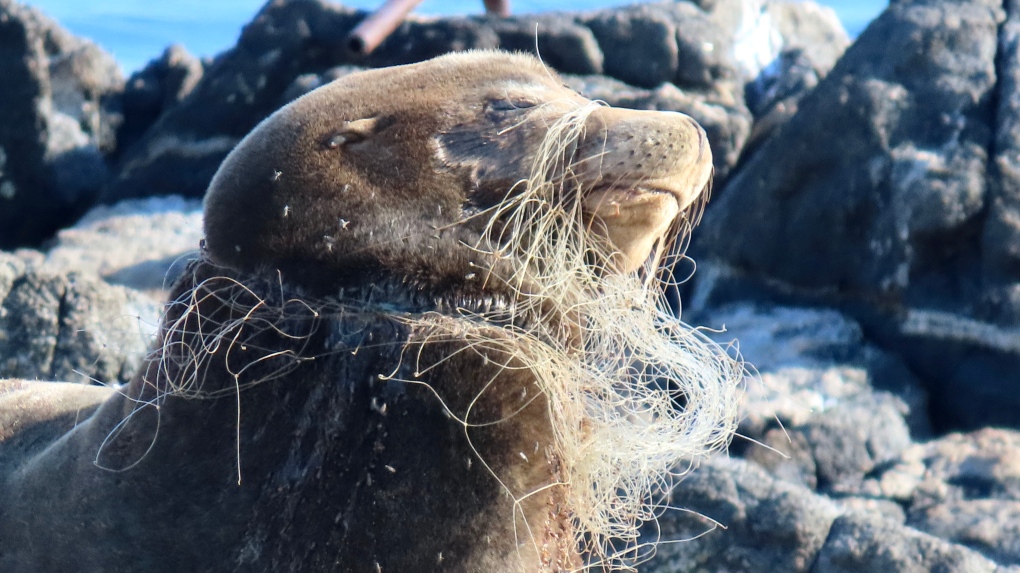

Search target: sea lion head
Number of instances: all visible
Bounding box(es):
[203,50,713,293]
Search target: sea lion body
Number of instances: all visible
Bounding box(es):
[0,51,731,572]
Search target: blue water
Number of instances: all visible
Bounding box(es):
[22,0,886,74]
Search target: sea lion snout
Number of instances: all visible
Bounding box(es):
[573,107,714,272]
[575,107,712,211]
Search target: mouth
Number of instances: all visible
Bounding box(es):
[581,185,681,273]
[582,184,681,223]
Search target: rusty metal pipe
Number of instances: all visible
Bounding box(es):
[483,0,510,17]
[347,0,424,56]
[347,0,511,56]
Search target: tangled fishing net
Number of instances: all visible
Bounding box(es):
[416,100,745,569]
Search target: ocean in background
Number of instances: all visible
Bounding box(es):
[22,0,886,74]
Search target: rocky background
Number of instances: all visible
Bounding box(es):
[0,0,1018,571]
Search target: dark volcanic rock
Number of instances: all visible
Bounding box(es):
[117,44,204,155]
[362,15,500,67]
[747,392,914,494]
[648,457,840,572]
[585,3,684,88]
[0,252,157,384]
[646,455,1016,573]
[986,0,1020,319]
[815,511,1001,573]
[742,49,820,150]
[700,0,1002,299]
[102,4,504,203]
[652,295,1020,572]
[45,195,203,294]
[0,0,123,248]
[743,0,850,146]
[694,0,1020,430]
[691,303,926,492]
[870,429,1020,566]
[101,0,363,203]
[490,14,604,75]
[764,0,849,79]
[673,1,736,87]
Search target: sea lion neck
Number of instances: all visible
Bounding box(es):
[327,269,522,320]
[263,257,565,332]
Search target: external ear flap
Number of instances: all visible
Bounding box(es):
[325,117,381,148]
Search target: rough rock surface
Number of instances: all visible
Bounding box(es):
[813,510,1006,573]
[45,195,203,294]
[99,1,364,203]
[649,457,842,572]
[0,252,158,385]
[694,0,1020,430]
[988,0,1020,319]
[690,300,930,435]
[647,454,1020,573]
[0,0,123,248]
[692,303,925,495]
[713,0,849,147]
[641,294,1020,571]
[875,429,1020,566]
[116,44,204,156]
[489,14,604,75]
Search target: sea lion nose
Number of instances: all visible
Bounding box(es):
[575,108,710,182]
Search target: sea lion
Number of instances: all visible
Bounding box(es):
[0,51,741,572]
